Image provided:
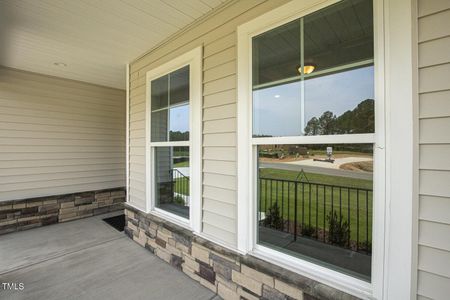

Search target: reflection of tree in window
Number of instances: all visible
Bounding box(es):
[169,131,189,141]
[304,99,374,135]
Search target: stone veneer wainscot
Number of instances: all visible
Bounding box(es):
[0,188,125,235]
[124,204,360,300]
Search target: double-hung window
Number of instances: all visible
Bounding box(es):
[146,48,202,231]
[238,0,383,295]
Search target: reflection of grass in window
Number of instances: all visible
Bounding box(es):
[174,161,189,167]
[173,150,189,156]
[259,168,373,243]
[174,177,189,196]
[260,168,372,189]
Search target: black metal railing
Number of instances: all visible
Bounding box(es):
[259,177,372,254]
[169,169,190,202]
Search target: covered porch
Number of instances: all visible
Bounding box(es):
[1,0,449,299]
[0,212,217,300]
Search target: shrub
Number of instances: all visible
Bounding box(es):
[301,224,316,238]
[358,240,372,254]
[327,210,350,247]
[263,203,283,230]
[173,195,185,206]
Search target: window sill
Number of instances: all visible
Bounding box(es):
[148,207,191,231]
[251,244,372,299]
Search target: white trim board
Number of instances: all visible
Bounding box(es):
[126,63,130,203]
[382,0,418,299]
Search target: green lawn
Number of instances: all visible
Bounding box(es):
[260,168,372,189]
[174,177,189,196]
[259,168,373,244]
[174,161,189,167]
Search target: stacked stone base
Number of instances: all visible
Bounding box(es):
[125,205,358,300]
[0,188,125,235]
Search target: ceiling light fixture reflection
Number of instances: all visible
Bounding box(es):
[274,94,280,98]
[298,64,315,75]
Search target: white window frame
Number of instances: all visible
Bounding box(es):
[237,0,387,298]
[145,47,202,233]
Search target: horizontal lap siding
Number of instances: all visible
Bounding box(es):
[417,1,450,298]
[0,67,126,202]
[128,0,290,246]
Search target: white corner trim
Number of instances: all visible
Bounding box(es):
[370,0,386,299]
[236,22,251,253]
[190,46,203,234]
[144,46,203,233]
[382,0,418,299]
[126,63,130,203]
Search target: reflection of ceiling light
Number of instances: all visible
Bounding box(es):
[274,95,280,98]
[53,62,67,67]
[298,64,315,75]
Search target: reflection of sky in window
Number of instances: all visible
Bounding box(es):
[253,66,374,137]
[170,104,189,133]
[253,82,301,137]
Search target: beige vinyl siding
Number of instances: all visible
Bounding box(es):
[417,1,450,299]
[0,67,125,202]
[128,0,290,246]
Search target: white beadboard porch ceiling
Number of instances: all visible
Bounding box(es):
[0,0,228,89]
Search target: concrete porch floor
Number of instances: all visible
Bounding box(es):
[0,212,218,300]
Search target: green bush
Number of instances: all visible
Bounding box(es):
[263,203,283,230]
[358,240,372,254]
[301,224,316,238]
[327,210,350,247]
[173,195,185,206]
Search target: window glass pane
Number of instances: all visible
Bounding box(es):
[169,104,189,141]
[253,19,300,86]
[155,146,190,219]
[252,0,374,137]
[303,0,374,73]
[170,66,190,105]
[151,65,191,142]
[151,75,169,110]
[151,110,168,142]
[303,0,374,135]
[257,144,373,281]
[253,82,302,137]
[304,66,374,135]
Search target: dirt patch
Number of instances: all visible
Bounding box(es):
[259,156,310,163]
[340,161,373,172]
